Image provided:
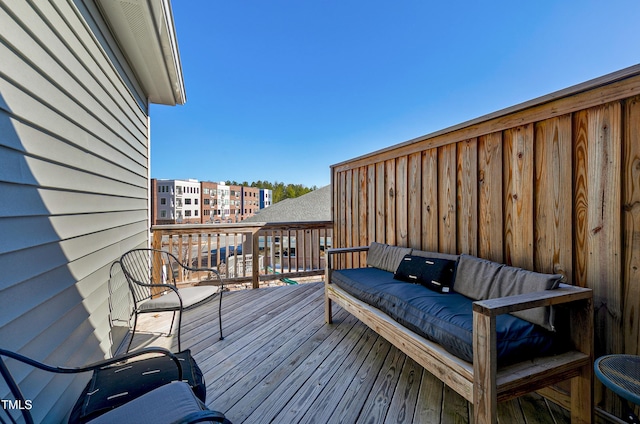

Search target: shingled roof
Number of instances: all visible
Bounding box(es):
[244,185,331,223]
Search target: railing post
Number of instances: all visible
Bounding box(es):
[252,231,260,289]
[152,228,163,251]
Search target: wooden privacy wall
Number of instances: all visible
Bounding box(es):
[331,66,640,413]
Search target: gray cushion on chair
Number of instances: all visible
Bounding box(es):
[86,381,213,424]
[366,242,412,273]
[138,286,219,312]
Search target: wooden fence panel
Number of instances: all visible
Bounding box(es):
[376,162,386,244]
[408,152,422,249]
[422,149,439,251]
[457,138,478,256]
[624,96,640,356]
[573,110,589,287]
[359,166,368,263]
[385,159,396,246]
[478,132,503,263]
[345,170,353,268]
[396,156,409,247]
[587,103,623,357]
[503,124,534,269]
[438,144,457,254]
[367,164,376,247]
[534,115,573,280]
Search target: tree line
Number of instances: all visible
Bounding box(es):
[225,180,318,204]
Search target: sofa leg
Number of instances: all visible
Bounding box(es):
[571,365,593,424]
[325,295,333,324]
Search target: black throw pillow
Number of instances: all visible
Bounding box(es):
[394,254,456,293]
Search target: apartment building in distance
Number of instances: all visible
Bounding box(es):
[242,186,260,220]
[153,179,272,225]
[260,189,273,209]
[154,179,201,224]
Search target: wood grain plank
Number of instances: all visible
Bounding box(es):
[345,170,353,267]
[414,370,444,423]
[457,138,478,256]
[396,156,409,247]
[408,152,422,249]
[357,346,405,423]
[573,110,589,287]
[385,159,397,246]
[478,132,504,262]
[534,115,573,279]
[503,124,534,268]
[359,166,368,263]
[368,164,376,246]
[623,95,640,356]
[351,167,359,266]
[385,357,422,424]
[300,330,381,424]
[438,144,457,254]
[376,162,386,244]
[422,149,439,251]
[328,335,393,424]
[586,102,622,360]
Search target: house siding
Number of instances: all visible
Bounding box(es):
[0,1,151,421]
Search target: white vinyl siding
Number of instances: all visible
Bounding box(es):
[0,1,152,421]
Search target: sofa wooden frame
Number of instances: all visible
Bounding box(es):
[324,246,594,424]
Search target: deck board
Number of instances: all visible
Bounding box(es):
[134,282,570,424]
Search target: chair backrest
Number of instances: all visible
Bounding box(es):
[120,249,184,304]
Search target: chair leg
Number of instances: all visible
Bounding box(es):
[176,309,182,352]
[218,291,224,340]
[126,312,139,353]
[168,311,176,336]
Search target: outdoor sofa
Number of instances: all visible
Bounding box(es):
[325,242,593,424]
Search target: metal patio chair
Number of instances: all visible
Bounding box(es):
[0,347,227,424]
[119,248,225,353]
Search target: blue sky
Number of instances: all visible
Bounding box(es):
[150,1,639,188]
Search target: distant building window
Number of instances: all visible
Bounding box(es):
[160,210,166,217]
[195,210,198,216]
[185,210,191,217]
[185,198,191,205]
[194,198,198,205]
[160,198,166,205]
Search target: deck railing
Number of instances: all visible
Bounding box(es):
[151,221,332,289]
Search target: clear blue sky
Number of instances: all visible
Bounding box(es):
[150,0,639,188]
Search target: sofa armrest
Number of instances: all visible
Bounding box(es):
[471,284,593,423]
[326,246,370,271]
[472,284,592,317]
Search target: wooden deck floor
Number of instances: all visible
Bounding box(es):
[134,282,571,424]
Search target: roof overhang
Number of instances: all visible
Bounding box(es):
[96,0,186,106]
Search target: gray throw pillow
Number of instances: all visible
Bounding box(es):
[453,254,562,331]
[366,242,412,273]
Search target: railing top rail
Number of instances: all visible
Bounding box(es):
[152,221,333,233]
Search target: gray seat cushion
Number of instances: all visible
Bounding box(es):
[139,286,219,312]
[86,381,220,424]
